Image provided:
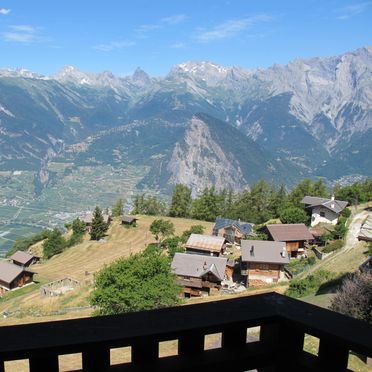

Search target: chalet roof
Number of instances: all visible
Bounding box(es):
[10,251,36,265]
[358,215,372,241]
[0,261,33,284]
[301,196,348,214]
[266,224,314,242]
[186,234,226,253]
[241,240,289,264]
[213,218,253,235]
[122,215,138,223]
[171,253,227,281]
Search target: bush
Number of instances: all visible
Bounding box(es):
[330,273,372,323]
[285,270,335,298]
[280,207,309,224]
[341,207,351,218]
[286,256,316,276]
[322,240,343,253]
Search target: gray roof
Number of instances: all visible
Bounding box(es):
[122,215,137,223]
[0,261,33,284]
[301,196,348,214]
[241,240,290,264]
[10,250,36,265]
[171,253,227,281]
[358,215,372,241]
[267,224,314,242]
[186,234,226,253]
[213,218,253,235]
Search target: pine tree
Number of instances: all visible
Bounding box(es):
[169,184,192,218]
[90,206,108,241]
[112,198,124,217]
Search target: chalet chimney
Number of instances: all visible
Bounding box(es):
[250,245,254,256]
[331,195,335,201]
[331,195,335,209]
[203,261,207,270]
[281,247,286,258]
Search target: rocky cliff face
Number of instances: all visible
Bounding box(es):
[167,117,245,194]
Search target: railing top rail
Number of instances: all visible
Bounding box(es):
[0,292,371,358]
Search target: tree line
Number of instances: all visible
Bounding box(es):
[132,177,372,225]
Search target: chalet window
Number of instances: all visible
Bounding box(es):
[260,264,269,271]
[320,211,325,217]
[183,276,190,280]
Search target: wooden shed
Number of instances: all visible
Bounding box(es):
[10,251,39,267]
[0,261,34,296]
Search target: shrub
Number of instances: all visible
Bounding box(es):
[322,240,343,253]
[279,207,309,224]
[341,207,351,218]
[285,270,335,298]
[330,273,372,323]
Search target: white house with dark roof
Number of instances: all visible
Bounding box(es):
[171,253,229,297]
[240,240,290,286]
[301,196,348,227]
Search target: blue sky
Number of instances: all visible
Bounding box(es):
[0,0,371,76]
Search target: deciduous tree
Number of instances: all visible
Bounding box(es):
[90,251,181,314]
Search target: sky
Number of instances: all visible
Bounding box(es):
[0,0,371,77]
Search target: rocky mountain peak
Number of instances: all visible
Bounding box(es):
[131,67,151,86]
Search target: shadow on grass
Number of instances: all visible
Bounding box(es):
[315,272,350,295]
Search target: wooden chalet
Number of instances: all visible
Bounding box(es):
[301,196,348,227]
[0,261,34,296]
[185,234,226,257]
[81,211,111,233]
[171,253,229,297]
[121,215,138,226]
[212,217,254,244]
[240,240,290,287]
[358,215,372,242]
[265,224,314,258]
[10,250,39,267]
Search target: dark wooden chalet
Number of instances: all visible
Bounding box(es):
[185,234,226,257]
[212,218,254,244]
[121,215,138,226]
[171,253,229,297]
[10,250,39,267]
[240,240,290,287]
[265,224,314,258]
[0,261,34,296]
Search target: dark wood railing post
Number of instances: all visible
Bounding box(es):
[82,345,110,371]
[29,355,59,372]
[132,338,159,365]
[260,321,304,370]
[318,338,349,371]
[0,359,4,372]
[222,325,247,349]
[178,330,204,356]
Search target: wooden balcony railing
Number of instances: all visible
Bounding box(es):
[0,292,371,371]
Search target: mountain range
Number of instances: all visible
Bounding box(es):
[0,45,371,195]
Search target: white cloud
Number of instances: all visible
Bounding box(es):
[170,42,186,48]
[195,15,272,43]
[1,25,44,43]
[161,14,187,25]
[335,2,370,20]
[93,40,136,52]
[0,8,11,15]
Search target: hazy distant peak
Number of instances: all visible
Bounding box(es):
[131,67,151,86]
[0,67,45,79]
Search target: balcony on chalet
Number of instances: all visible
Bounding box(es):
[0,292,371,372]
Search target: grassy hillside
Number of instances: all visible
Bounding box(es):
[0,216,214,326]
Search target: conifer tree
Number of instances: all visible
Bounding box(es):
[112,198,124,217]
[90,206,108,241]
[169,184,192,218]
